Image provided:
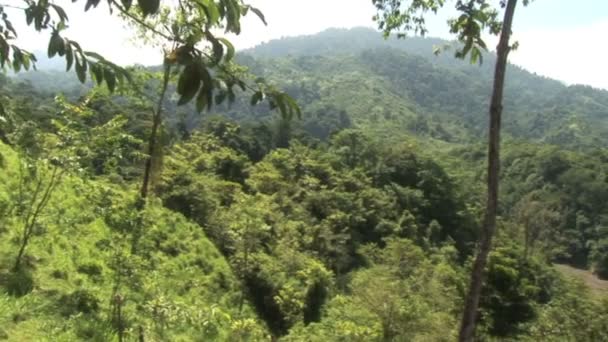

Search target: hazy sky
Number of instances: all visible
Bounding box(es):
[7,0,608,89]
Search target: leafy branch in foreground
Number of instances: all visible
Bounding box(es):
[1,0,301,201]
[0,0,299,118]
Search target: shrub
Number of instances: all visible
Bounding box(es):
[60,290,100,317]
[77,262,103,277]
[3,269,34,297]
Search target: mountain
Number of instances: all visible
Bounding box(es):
[10,28,608,149]
[231,27,608,148]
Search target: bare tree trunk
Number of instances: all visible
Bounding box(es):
[458,1,518,340]
[141,62,171,199]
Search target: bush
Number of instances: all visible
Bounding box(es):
[60,290,100,317]
[51,269,68,280]
[72,317,115,342]
[77,262,103,277]
[3,269,34,297]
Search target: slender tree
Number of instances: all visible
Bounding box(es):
[372,0,531,340]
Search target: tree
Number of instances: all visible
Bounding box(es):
[372,0,533,340]
[512,191,561,260]
[0,0,299,200]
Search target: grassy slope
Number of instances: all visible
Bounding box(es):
[0,143,267,341]
[555,264,608,298]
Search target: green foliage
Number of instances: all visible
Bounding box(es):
[524,280,608,341]
[60,290,100,317]
[478,242,559,337]
[1,23,607,342]
[0,142,266,340]
[498,143,608,270]
[286,239,463,341]
[2,268,34,297]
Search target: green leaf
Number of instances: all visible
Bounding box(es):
[84,51,106,61]
[12,47,22,72]
[195,88,209,112]
[70,40,84,54]
[22,55,31,70]
[50,4,69,22]
[3,19,17,37]
[138,0,160,16]
[75,57,87,83]
[201,0,220,25]
[225,0,241,34]
[209,35,223,64]
[285,95,301,118]
[248,6,267,26]
[65,45,74,71]
[121,0,133,10]
[90,63,103,85]
[276,95,288,118]
[104,68,116,92]
[85,0,101,11]
[177,64,201,105]
[48,33,64,58]
[196,67,214,111]
[218,38,235,61]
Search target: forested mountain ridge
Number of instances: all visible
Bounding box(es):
[13,28,608,149]
[237,28,608,148]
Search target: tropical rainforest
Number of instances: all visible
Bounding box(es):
[1,1,608,341]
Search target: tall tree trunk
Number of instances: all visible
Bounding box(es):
[141,62,171,199]
[458,1,518,341]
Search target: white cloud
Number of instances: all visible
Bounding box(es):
[227,0,377,49]
[510,20,608,90]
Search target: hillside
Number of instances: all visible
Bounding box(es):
[237,28,608,148]
[0,142,268,341]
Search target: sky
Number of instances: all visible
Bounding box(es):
[6,0,608,90]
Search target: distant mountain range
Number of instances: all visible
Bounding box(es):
[10,27,608,149]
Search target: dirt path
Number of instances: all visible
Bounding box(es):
[555,264,608,296]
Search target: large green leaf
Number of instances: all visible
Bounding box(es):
[138,0,160,16]
[65,44,74,71]
[218,38,235,61]
[201,0,220,25]
[177,64,201,105]
[75,57,87,83]
[85,0,101,11]
[90,63,104,85]
[104,68,116,92]
[195,66,213,111]
[248,6,267,26]
[121,0,133,10]
[47,33,64,58]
